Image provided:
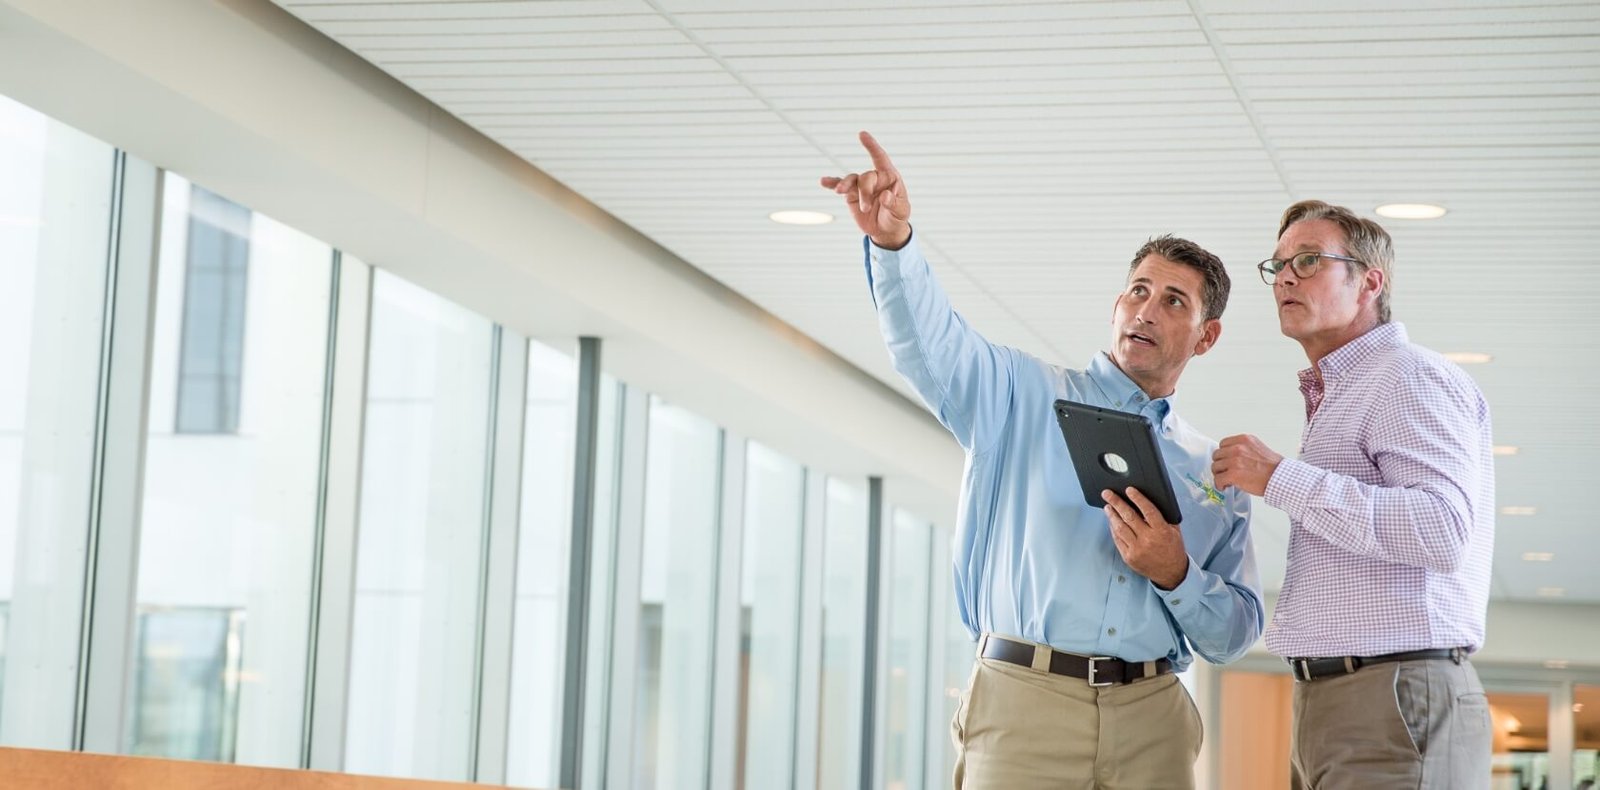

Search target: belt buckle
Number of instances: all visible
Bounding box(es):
[1293,658,1312,682]
[1087,656,1116,687]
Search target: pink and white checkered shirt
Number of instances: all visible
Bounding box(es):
[1263,322,1495,658]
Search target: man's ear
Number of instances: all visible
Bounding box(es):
[1193,318,1222,357]
[1360,267,1386,306]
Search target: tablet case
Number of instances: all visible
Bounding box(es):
[1053,399,1185,524]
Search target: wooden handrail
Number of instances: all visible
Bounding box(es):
[0,747,545,790]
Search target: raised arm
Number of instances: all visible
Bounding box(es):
[820,132,1015,452]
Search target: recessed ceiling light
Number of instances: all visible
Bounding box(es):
[1376,203,1447,220]
[1444,352,1492,364]
[1546,659,1571,670]
[1501,506,1537,516]
[1522,552,1554,562]
[1493,446,1519,456]
[1537,587,1566,598]
[769,210,833,226]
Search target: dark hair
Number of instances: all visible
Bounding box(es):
[1278,200,1394,323]
[1127,235,1231,322]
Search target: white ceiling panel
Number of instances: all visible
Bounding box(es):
[277,0,1600,604]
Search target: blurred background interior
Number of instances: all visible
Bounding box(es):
[0,1,1596,788]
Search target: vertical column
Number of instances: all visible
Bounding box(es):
[559,336,603,789]
[580,372,621,789]
[858,476,884,790]
[921,524,954,789]
[909,518,935,790]
[1551,680,1576,790]
[791,472,826,790]
[707,433,747,790]
[473,330,529,783]
[303,256,372,770]
[75,153,161,754]
[602,386,649,789]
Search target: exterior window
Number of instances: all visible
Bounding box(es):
[174,185,250,434]
[126,607,246,761]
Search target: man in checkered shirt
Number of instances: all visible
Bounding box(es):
[1212,200,1495,789]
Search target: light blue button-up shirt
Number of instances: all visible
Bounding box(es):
[867,234,1263,669]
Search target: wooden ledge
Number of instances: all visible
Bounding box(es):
[0,747,543,790]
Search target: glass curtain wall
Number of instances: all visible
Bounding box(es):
[344,270,495,781]
[632,396,721,790]
[0,94,115,748]
[0,87,986,790]
[735,441,805,790]
[128,173,331,766]
[505,339,579,788]
[816,478,869,790]
[935,527,974,786]
[884,509,933,790]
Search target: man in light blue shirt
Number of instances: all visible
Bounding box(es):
[823,132,1262,789]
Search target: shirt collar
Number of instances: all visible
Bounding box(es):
[1306,322,1409,382]
[1089,351,1179,431]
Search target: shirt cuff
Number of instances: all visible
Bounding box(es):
[1264,457,1322,519]
[1152,555,1203,615]
[867,228,917,270]
[863,230,918,308]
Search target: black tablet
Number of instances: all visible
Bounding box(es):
[1053,399,1185,524]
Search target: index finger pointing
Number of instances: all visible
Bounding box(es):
[859,131,898,175]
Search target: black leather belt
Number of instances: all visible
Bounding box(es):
[980,634,1173,687]
[1288,647,1467,682]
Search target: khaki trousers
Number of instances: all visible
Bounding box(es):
[1289,657,1491,790]
[951,642,1202,790]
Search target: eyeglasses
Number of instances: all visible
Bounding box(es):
[1257,251,1365,285]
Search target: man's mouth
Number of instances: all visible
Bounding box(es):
[1126,331,1156,347]
[1279,298,1301,309]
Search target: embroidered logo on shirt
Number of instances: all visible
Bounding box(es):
[1184,473,1225,506]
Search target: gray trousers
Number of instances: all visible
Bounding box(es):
[1290,657,1491,789]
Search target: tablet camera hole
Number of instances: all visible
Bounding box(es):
[1099,452,1130,476]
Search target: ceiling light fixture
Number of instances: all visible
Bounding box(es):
[1376,203,1447,220]
[769,210,833,226]
[1501,506,1537,516]
[1493,446,1519,456]
[1444,352,1492,364]
[1537,587,1566,598]
[1522,552,1554,562]
[1546,659,1571,670]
